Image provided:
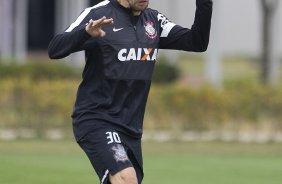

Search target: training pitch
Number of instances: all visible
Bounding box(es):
[0,140,282,184]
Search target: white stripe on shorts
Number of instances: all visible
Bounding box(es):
[101,169,110,184]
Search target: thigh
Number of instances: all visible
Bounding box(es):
[78,129,133,184]
[109,167,138,184]
[119,134,143,184]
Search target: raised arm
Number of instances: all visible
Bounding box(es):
[48,25,91,59]
[159,0,213,52]
[48,9,113,60]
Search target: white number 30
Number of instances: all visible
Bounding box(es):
[106,132,121,144]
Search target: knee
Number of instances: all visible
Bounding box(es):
[109,167,138,184]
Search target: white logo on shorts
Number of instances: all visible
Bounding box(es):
[112,144,129,162]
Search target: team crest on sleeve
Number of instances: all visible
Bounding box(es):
[144,21,158,40]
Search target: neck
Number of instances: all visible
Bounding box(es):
[117,0,142,16]
[132,10,141,16]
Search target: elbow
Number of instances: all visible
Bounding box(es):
[194,35,210,52]
[48,44,65,60]
[48,50,56,59]
[180,30,210,52]
[48,50,59,60]
[48,42,58,59]
[193,41,209,52]
[47,35,69,60]
[199,43,209,52]
[202,39,211,52]
[48,51,59,60]
[189,32,210,52]
[194,46,207,52]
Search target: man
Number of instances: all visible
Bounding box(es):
[48,0,213,183]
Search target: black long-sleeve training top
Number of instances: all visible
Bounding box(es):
[48,0,213,141]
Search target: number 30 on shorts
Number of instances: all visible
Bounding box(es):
[105,132,121,144]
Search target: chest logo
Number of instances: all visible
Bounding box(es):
[113,27,124,32]
[144,21,157,40]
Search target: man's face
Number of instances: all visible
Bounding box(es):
[127,0,149,11]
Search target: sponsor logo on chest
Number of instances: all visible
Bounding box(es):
[118,48,158,62]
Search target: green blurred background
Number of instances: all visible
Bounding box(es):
[0,0,282,184]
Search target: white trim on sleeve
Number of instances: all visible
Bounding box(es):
[65,0,110,32]
[160,22,176,37]
[157,13,176,38]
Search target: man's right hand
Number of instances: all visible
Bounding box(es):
[86,16,114,37]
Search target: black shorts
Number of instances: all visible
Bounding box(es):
[77,128,143,184]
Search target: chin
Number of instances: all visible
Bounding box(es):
[138,5,148,11]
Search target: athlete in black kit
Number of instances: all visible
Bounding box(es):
[48,0,213,183]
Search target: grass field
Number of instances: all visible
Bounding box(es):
[0,140,282,184]
[177,55,282,85]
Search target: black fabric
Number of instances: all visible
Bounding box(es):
[48,0,213,141]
